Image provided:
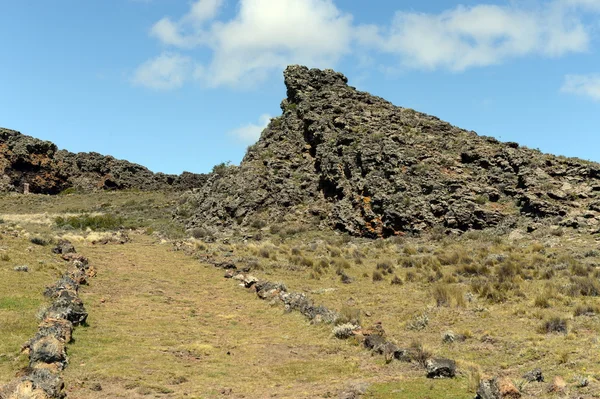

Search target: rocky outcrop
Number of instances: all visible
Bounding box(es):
[177,65,600,237]
[0,128,206,194]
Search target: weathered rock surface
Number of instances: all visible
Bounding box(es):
[0,128,206,194]
[425,358,456,378]
[177,65,600,237]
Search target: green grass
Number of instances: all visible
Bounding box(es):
[0,234,59,380]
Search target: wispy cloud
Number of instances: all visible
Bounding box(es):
[357,2,592,71]
[561,74,600,100]
[132,53,192,90]
[229,114,272,144]
[133,0,600,89]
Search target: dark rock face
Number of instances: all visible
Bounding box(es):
[0,128,206,194]
[177,65,600,237]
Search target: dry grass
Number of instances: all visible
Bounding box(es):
[3,191,600,398]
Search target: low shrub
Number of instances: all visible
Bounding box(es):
[391,275,403,285]
[372,271,384,282]
[406,312,429,331]
[574,305,600,316]
[540,317,568,334]
[55,214,124,231]
[30,237,49,246]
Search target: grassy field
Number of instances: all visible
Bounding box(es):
[0,232,65,380]
[1,191,600,398]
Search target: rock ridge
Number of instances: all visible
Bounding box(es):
[0,128,206,194]
[177,65,600,237]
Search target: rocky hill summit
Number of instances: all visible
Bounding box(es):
[177,65,600,238]
[0,128,206,194]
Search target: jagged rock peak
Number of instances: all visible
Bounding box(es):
[283,65,349,105]
[173,65,600,238]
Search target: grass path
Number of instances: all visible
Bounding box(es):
[61,235,381,398]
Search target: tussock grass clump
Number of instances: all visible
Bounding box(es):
[533,294,551,308]
[391,275,403,285]
[470,279,507,303]
[290,255,314,268]
[570,262,590,277]
[334,258,351,270]
[539,317,568,334]
[565,277,600,297]
[0,253,10,262]
[432,283,465,307]
[336,306,361,326]
[55,214,124,231]
[573,304,600,316]
[455,263,489,276]
[409,340,432,367]
[372,271,384,282]
[376,261,393,275]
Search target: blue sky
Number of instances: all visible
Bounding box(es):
[1,0,599,174]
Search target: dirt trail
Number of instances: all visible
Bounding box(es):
[61,234,374,399]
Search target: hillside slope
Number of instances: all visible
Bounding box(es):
[178,65,600,238]
[0,128,205,194]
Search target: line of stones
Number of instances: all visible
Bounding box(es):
[212,259,528,399]
[214,260,455,373]
[0,240,92,399]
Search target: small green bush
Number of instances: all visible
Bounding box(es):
[55,214,124,231]
[59,187,78,195]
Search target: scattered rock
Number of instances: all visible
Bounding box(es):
[89,383,102,392]
[522,368,544,383]
[476,378,501,399]
[425,358,456,378]
[13,265,29,272]
[52,240,75,255]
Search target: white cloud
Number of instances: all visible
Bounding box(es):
[357,3,591,71]
[132,53,192,90]
[135,0,600,88]
[561,74,600,100]
[229,114,272,144]
[142,0,353,87]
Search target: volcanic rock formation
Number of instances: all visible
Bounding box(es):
[0,128,206,194]
[177,65,600,238]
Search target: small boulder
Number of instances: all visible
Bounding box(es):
[28,336,67,370]
[425,358,456,378]
[476,378,500,399]
[363,334,386,351]
[52,240,76,255]
[522,368,544,383]
[13,265,29,272]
